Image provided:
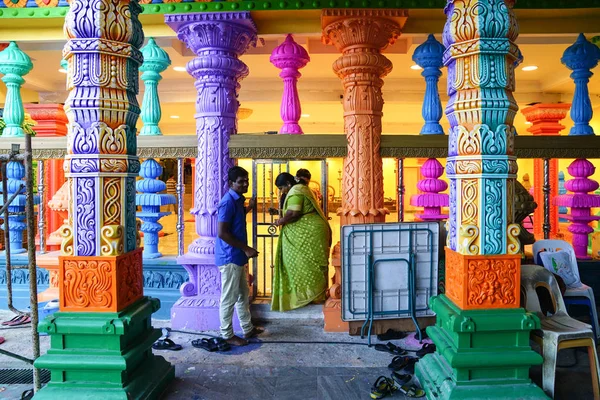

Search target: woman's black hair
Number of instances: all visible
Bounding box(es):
[275,172,296,188]
[296,168,311,183]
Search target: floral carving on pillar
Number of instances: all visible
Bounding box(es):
[443,0,521,310]
[322,9,407,225]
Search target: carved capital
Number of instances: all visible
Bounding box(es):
[521,103,571,136]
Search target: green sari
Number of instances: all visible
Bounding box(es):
[271,184,332,311]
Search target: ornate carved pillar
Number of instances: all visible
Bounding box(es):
[0,42,32,138]
[416,2,547,399]
[320,9,406,332]
[165,12,257,331]
[25,103,69,251]
[322,9,406,225]
[270,34,310,135]
[521,103,570,239]
[33,0,174,397]
[139,38,171,136]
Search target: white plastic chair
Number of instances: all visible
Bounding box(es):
[521,264,600,400]
[532,239,599,340]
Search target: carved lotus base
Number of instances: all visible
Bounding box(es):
[444,248,520,310]
[59,248,143,312]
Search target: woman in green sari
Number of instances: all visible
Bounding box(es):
[271,172,332,311]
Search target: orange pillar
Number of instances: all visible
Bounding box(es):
[321,9,406,331]
[25,104,68,251]
[521,103,570,239]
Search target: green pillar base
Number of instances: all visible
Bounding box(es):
[416,295,549,400]
[33,297,174,400]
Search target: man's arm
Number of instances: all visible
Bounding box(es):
[218,221,258,258]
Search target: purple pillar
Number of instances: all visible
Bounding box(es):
[165,12,257,331]
[555,159,600,259]
[410,158,448,221]
[270,34,310,135]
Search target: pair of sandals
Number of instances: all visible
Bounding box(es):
[370,373,425,399]
[388,355,419,374]
[191,337,231,352]
[374,342,406,356]
[2,314,31,326]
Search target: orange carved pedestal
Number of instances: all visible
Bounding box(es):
[444,248,520,310]
[323,243,349,332]
[59,248,143,313]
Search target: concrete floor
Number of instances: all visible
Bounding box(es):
[0,307,596,399]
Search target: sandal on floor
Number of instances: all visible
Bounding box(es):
[391,371,412,386]
[191,338,218,352]
[370,376,397,399]
[388,355,418,371]
[152,338,182,351]
[0,337,5,345]
[416,343,436,358]
[2,315,21,326]
[374,342,406,355]
[398,383,426,398]
[6,315,31,326]
[21,389,34,400]
[377,329,406,341]
[213,338,231,352]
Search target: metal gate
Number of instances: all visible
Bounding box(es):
[251,159,328,299]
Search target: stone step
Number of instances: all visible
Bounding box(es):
[250,303,324,322]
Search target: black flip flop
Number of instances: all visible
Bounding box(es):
[374,342,406,355]
[212,338,231,352]
[388,355,418,371]
[152,338,182,351]
[416,343,436,358]
[377,329,406,341]
[192,338,218,352]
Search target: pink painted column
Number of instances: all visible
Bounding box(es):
[270,34,310,135]
[410,158,448,221]
[555,159,600,259]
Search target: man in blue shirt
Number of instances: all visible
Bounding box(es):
[217,166,262,346]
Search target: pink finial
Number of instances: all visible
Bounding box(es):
[555,158,600,259]
[270,34,310,134]
[411,158,449,221]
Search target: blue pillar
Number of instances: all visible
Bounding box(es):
[136,158,176,258]
[412,34,445,135]
[561,33,600,136]
[0,161,39,254]
[139,38,171,136]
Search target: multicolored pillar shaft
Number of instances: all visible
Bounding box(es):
[165,12,257,331]
[33,0,174,396]
[416,1,547,399]
[321,9,406,332]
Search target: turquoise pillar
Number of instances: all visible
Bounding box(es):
[0,42,33,138]
[139,38,171,136]
[136,158,176,258]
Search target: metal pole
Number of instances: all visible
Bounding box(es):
[176,158,185,257]
[37,159,46,254]
[321,159,328,217]
[397,158,405,222]
[24,134,40,392]
[543,158,551,240]
[2,160,14,313]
